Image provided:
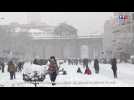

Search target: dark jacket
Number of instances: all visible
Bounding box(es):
[83,58,89,67]
[94,59,99,68]
[8,63,17,72]
[111,58,117,71]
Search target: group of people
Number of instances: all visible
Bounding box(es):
[0,59,24,80]
[47,57,100,86]
[0,56,59,86]
[7,60,24,80]
[67,58,92,65]
[77,58,99,75]
[77,58,118,79]
[0,56,118,86]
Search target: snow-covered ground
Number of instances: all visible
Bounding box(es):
[0,62,134,87]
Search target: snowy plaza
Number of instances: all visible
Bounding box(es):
[0,62,134,87]
[0,12,134,87]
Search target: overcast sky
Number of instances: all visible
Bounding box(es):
[0,12,113,36]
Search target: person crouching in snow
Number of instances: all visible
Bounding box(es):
[82,58,91,75]
[83,58,91,75]
[77,67,82,73]
[84,66,92,75]
[48,56,58,86]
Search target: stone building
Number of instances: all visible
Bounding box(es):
[0,22,103,61]
[103,12,134,61]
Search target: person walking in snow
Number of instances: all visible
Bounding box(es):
[0,61,5,73]
[94,59,99,74]
[8,61,17,80]
[48,56,58,86]
[83,58,89,68]
[111,58,118,79]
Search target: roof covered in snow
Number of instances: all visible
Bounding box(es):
[31,34,103,40]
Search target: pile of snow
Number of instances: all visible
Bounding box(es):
[23,63,48,75]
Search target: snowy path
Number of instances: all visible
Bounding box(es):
[0,63,134,87]
[99,63,134,86]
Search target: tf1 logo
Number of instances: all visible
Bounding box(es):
[113,15,129,25]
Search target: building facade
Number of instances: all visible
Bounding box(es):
[0,22,103,61]
[103,20,113,60]
[103,12,134,61]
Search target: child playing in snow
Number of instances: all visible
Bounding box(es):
[77,67,82,73]
[84,65,92,75]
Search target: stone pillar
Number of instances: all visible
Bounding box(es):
[88,44,92,59]
[80,44,89,59]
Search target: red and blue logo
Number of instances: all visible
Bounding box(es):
[112,15,129,25]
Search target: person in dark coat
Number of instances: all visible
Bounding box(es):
[94,59,99,74]
[0,61,5,73]
[48,56,58,86]
[33,59,38,65]
[111,58,118,79]
[83,58,89,68]
[8,61,17,80]
[1,63,5,73]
